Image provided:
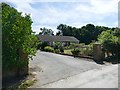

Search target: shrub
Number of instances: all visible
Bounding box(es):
[54,49,60,53]
[37,41,42,50]
[71,48,80,56]
[64,43,85,50]
[53,42,61,49]
[84,46,93,56]
[40,42,49,50]
[60,46,64,53]
[44,46,54,52]
[2,3,39,70]
[98,30,120,56]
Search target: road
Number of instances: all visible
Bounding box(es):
[29,51,118,88]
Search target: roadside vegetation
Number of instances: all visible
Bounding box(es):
[44,46,54,53]
[2,2,39,89]
[38,24,120,63]
[2,2,38,70]
[2,2,120,89]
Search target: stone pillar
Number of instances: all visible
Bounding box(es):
[93,44,105,61]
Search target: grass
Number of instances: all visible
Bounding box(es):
[16,71,37,90]
[2,78,36,90]
[64,49,72,55]
[16,78,36,90]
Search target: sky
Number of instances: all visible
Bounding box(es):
[2,0,119,34]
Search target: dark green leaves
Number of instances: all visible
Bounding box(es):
[2,3,38,69]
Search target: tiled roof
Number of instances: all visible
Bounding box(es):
[36,35,79,43]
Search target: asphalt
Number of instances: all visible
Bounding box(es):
[41,64,118,88]
[29,51,118,88]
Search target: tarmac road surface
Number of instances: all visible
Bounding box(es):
[29,51,118,88]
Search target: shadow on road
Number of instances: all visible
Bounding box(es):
[2,75,27,89]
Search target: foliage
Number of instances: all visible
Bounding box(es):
[71,48,80,56]
[105,55,120,64]
[64,49,72,55]
[39,42,49,50]
[56,31,62,36]
[39,27,54,35]
[83,43,93,56]
[54,49,60,53]
[59,46,64,53]
[98,30,120,57]
[2,3,38,69]
[113,28,120,37]
[37,41,42,49]
[64,43,93,56]
[53,42,61,49]
[64,43,85,50]
[9,78,37,90]
[17,79,36,90]
[57,24,110,44]
[44,46,54,52]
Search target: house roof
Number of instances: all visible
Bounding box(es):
[36,35,79,43]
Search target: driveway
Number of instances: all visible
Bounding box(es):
[29,51,118,88]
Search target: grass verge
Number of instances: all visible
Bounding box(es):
[16,78,37,90]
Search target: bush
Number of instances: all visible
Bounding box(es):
[44,46,54,52]
[53,42,61,49]
[37,41,42,50]
[54,49,60,53]
[60,46,64,53]
[41,42,49,50]
[78,42,93,56]
[2,3,39,70]
[71,48,80,56]
[64,43,85,50]
[98,30,120,56]
[84,46,93,56]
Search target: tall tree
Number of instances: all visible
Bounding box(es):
[57,24,112,44]
[57,24,71,36]
[56,31,62,36]
[39,27,54,35]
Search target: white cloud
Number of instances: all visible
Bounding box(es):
[3,0,90,3]
[32,24,58,34]
[3,0,119,34]
[113,21,118,27]
[90,0,118,14]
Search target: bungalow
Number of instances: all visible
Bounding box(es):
[36,35,79,46]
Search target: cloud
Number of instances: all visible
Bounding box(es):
[3,0,90,3]
[2,0,119,34]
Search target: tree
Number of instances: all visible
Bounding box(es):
[39,27,54,35]
[57,24,114,45]
[98,30,120,57]
[57,24,98,44]
[80,24,96,44]
[57,24,73,36]
[2,3,38,70]
[113,28,120,37]
[56,31,62,36]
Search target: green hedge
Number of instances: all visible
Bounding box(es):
[54,49,60,53]
[71,48,80,56]
[44,46,54,52]
[83,44,93,56]
[2,3,38,70]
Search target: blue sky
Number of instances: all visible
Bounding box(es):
[3,0,119,34]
